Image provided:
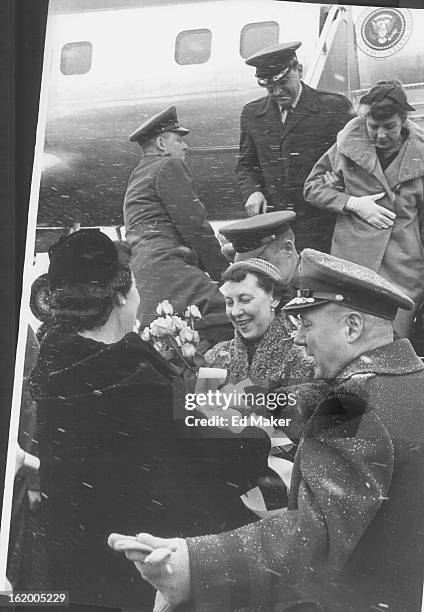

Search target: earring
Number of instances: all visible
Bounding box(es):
[121,298,126,306]
[270,305,275,312]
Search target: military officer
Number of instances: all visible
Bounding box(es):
[109,250,424,612]
[219,211,299,287]
[124,105,231,344]
[236,41,354,253]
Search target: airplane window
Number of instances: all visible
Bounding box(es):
[60,41,93,75]
[175,29,212,65]
[240,22,279,59]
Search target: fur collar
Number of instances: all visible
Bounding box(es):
[228,313,313,388]
[337,116,424,183]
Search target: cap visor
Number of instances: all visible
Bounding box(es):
[173,127,190,135]
[284,298,330,313]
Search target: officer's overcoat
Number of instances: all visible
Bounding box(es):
[304,116,424,304]
[124,153,228,330]
[235,83,354,252]
[186,339,424,611]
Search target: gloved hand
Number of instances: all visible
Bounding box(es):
[245,191,267,216]
[345,193,396,229]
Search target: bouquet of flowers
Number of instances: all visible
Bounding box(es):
[140,300,206,391]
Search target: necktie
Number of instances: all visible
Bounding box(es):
[281,106,294,126]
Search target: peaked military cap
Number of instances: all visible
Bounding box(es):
[48,228,120,288]
[129,105,189,143]
[245,41,302,79]
[284,249,414,320]
[360,83,415,112]
[220,212,296,257]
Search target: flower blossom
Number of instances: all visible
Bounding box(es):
[184,305,202,320]
[150,317,173,337]
[181,343,196,358]
[156,300,173,316]
[140,327,151,341]
[179,327,195,343]
[171,315,186,332]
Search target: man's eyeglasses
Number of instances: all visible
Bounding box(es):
[257,66,292,88]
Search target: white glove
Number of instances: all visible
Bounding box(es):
[245,191,267,216]
[345,193,395,229]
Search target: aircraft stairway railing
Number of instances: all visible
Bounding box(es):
[304,5,351,91]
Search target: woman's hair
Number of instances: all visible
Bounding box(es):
[49,241,133,331]
[365,80,408,123]
[221,264,293,313]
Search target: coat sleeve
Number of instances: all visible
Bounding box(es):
[235,106,265,203]
[186,390,394,610]
[156,157,228,281]
[303,144,351,213]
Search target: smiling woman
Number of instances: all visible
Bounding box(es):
[205,258,314,389]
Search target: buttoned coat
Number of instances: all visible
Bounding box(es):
[187,339,424,611]
[124,154,229,334]
[304,116,424,303]
[235,83,354,252]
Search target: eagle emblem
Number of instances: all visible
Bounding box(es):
[356,8,412,58]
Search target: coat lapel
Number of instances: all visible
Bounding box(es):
[254,95,284,139]
[338,118,395,203]
[385,121,424,185]
[282,83,319,138]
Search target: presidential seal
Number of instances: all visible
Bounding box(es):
[356,8,412,58]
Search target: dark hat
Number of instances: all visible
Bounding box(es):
[220,212,296,256]
[48,229,120,288]
[245,41,302,79]
[284,249,414,320]
[360,83,415,112]
[129,105,189,143]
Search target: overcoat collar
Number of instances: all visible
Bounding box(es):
[31,326,173,400]
[335,339,424,385]
[337,116,424,186]
[229,313,297,385]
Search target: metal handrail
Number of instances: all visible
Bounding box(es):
[304,5,348,90]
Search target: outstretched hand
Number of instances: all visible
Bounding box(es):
[108,532,191,607]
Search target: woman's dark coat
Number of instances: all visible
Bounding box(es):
[30,326,261,610]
